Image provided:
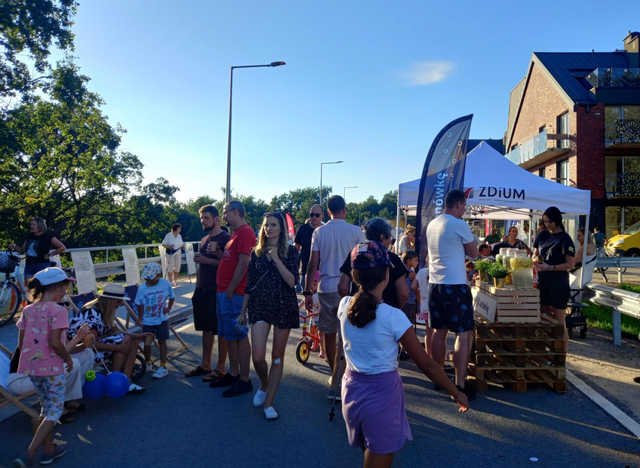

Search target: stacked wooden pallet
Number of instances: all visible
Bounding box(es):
[473,283,540,323]
[470,318,566,393]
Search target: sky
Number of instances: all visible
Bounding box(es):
[64,0,639,203]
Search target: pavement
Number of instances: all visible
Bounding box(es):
[1,281,639,467]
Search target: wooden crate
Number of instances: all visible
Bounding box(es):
[474,283,540,323]
[471,318,566,393]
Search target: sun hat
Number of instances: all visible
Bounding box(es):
[141,262,162,280]
[350,241,391,270]
[99,283,130,301]
[33,267,76,286]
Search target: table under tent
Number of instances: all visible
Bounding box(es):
[395,141,593,285]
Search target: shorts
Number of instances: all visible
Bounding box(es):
[166,252,181,273]
[428,284,474,333]
[30,375,66,422]
[216,292,247,341]
[341,368,412,454]
[317,292,341,334]
[539,273,570,309]
[143,321,170,340]
[24,261,54,278]
[192,288,218,333]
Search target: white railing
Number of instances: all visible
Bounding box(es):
[586,282,640,345]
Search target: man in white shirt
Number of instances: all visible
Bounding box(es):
[305,195,364,385]
[426,189,478,397]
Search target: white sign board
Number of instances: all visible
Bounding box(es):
[70,251,97,295]
[158,246,168,279]
[471,287,496,322]
[122,247,140,285]
[185,243,196,276]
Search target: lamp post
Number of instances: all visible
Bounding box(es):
[320,160,343,212]
[343,185,358,200]
[225,61,286,203]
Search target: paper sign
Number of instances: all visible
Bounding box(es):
[70,251,97,295]
[185,243,196,276]
[472,287,496,322]
[158,246,168,279]
[122,247,140,285]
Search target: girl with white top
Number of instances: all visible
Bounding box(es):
[338,242,468,468]
[162,223,184,286]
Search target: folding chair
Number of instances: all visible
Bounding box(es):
[0,344,39,426]
[70,292,96,310]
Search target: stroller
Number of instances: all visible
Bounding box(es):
[566,253,597,339]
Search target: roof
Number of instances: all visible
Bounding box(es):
[533,51,633,104]
[468,138,504,154]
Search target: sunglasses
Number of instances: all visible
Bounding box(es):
[310,213,322,218]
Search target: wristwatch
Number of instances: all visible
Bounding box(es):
[302,290,313,296]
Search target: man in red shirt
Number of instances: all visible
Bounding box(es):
[212,200,256,397]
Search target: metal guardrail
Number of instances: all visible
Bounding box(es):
[595,256,640,284]
[586,282,640,345]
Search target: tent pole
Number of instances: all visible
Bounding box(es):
[580,214,590,288]
[395,201,401,252]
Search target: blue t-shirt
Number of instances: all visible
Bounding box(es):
[134,279,175,326]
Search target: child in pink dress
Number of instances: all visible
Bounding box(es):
[13,267,75,467]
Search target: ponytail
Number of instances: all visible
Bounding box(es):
[26,278,46,301]
[347,266,388,328]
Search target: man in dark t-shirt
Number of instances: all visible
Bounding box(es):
[294,204,324,289]
[338,218,409,308]
[186,205,231,381]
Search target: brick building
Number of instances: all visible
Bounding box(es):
[504,31,640,237]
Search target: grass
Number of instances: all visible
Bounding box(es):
[619,283,640,294]
[583,301,640,339]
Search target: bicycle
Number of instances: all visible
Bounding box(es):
[296,301,321,365]
[0,250,24,326]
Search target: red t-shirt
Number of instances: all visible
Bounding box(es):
[216,224,256,294]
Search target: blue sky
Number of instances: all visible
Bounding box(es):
[67,1,638,203]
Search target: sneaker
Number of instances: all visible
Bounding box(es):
[209,373,237,388]
[146,364,154,373]
[264,406,279,420]
[252,389,267,407]
[222,379,253,398]
[11,455,32,467]
[128,383,145,394]
[39,446,66,465]
[152,367,169,379]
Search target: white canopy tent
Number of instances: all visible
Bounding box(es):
[396,142,593,284]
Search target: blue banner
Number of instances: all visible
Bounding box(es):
[415,115,473,267]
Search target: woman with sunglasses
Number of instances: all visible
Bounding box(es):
[242,212,299,420]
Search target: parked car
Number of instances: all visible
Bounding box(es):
[606,220,640,256]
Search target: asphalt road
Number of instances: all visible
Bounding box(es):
[1,321,639,468]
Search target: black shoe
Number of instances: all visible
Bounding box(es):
[209,373,237,388]
[222,379,253,398]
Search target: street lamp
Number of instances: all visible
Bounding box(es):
[225,61,286,203]
[343,185,358,200]
[320,160,343,211]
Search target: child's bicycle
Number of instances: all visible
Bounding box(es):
[296,302,320,364]
[0,250,25,327]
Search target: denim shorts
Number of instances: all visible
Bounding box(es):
[216,293,247,341]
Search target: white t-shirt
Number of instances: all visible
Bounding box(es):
[338,297,412,375]
[415,267,430,317]
[162,232,184,251]
[426,214,474,285]
[311,219,365,293]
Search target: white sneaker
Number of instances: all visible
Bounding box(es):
[128,383,145,393]
[152,367,169,379]
[264,406,279,420]
[252,389,267,407]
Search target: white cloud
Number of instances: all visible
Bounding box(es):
[401,61,454,86]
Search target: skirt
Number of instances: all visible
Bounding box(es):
[341,368,412,454]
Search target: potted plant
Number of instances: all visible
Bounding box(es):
[475,259,493,283]
[488,263,508,288]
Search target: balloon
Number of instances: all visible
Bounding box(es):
[83,372,106,399]
[105,372,129,398]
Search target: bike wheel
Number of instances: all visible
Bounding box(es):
[0,281,21,326]
[296,341,310,364]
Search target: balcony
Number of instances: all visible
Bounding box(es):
[605,118,640,147]
[587,68,640,89]
[505,130,572,169]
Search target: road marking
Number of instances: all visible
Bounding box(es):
[566,369,640,439]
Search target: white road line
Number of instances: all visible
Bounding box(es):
[566,369,640,439]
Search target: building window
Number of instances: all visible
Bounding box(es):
[538,167,545,178]
[556,159,569,185]
[605,206,640,239]
[556,112,570,149]
[605,105,640,146]
[605,155,640,198]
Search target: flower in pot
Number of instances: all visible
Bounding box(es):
[475,259,493,282]
[488,263,508,288]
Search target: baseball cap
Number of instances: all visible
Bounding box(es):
[33,267,76,286]
[141,263,162,280]
[350,241,390,270]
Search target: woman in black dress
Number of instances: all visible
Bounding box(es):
[243,212,298,420]
[533,207,575,352]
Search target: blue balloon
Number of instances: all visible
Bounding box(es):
[83,373,106,399]
[105,372,130,398]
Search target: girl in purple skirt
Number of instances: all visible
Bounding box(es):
[338,242,468,468]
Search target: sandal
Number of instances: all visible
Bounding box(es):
[184,366,210,378]
[202,369,224,382]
